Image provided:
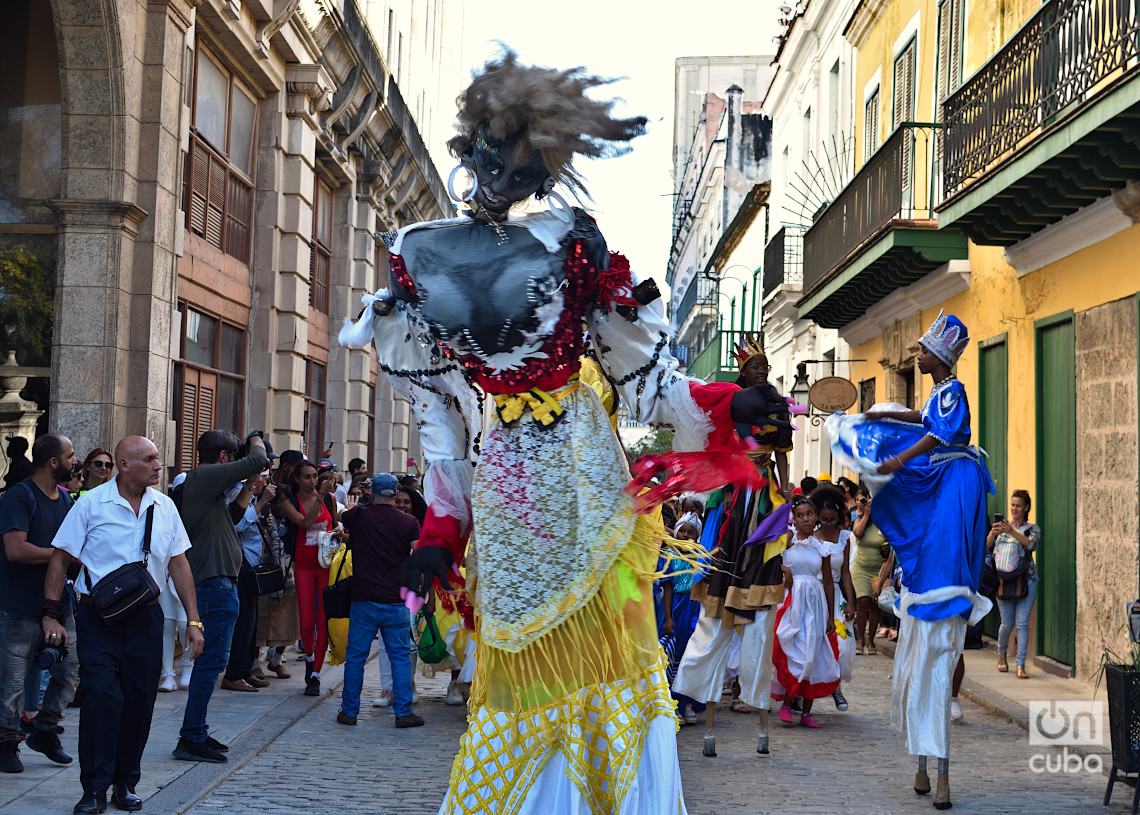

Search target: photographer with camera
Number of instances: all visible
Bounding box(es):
[172,429,267,764]
[0,434,79,773]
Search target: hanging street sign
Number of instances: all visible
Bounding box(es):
[808,376,858,413]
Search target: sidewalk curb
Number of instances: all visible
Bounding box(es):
[148,652,373,815]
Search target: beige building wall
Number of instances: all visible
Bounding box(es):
[6,0,452,479]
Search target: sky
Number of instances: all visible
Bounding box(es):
[451,0,783,292]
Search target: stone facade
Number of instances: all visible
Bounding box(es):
[1,0,455,481]
[1074,296,1139,676]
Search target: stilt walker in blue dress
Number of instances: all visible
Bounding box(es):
[826,312,993,810]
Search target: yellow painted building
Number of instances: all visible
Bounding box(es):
[794,0,1140,680]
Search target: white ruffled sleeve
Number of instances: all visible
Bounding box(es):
[585,292,714,453]
[339,292,480,552]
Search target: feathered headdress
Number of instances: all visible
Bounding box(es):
[919,310,970,367]
[733,333,767,372]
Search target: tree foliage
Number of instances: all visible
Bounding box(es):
[0,239,54,367]
[626,428,674,460]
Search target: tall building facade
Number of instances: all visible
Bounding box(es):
[797,0,1140,680]
[666,56,775,383]
[760,0,858,482]
[0,0,459,482]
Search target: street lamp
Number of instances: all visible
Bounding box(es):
[791,361,811,405]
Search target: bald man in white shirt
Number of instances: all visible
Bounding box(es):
[42,436,204,815]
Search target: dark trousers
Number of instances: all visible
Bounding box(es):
[75,602,162,793]
[224,564,259,682]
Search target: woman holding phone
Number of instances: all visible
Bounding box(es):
[986,490,1040,678]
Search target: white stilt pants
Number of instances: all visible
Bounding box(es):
[671,608,777,709]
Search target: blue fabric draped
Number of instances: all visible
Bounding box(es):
[826,382,994,623]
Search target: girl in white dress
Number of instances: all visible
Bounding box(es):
[812,487,857,711]
[771,497,839,727]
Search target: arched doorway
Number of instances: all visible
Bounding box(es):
[0,0,61,485]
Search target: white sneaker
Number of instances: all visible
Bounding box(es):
[445,680,465,706]
[373,689,393,708]
[179,661,194,689]
[950,698,963,721]
[159,671,177,693]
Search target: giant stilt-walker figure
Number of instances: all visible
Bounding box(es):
[341,51,792,815]
[826,312,993,810]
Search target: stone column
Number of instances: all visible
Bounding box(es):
[49,0,197,459]
[264,76,323,450]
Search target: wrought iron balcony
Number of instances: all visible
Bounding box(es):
[686,329,747,384]
[943,0,1140,196]
[797,123,968,328]
[763,226,804,298]
[671,273,717,329]
[803,123,940,293]
[938,0,1140,244]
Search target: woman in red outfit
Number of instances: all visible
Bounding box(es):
[280,461,337,695]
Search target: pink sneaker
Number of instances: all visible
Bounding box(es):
[778,705,794,724]
[800,713,820,728]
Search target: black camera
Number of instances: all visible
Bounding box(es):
[38,644,67,669]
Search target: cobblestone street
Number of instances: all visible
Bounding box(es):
[183,653,1119,815]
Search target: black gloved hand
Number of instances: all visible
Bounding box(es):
[730,386,794,432]
[402,545,454,599]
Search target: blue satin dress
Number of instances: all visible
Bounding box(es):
[827,380,994,623]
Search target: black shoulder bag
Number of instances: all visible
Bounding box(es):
[85,505,162,624]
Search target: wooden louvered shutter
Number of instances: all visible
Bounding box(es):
[180,377,197,470]
[948,0,963,91]
[189,142,209,237]
[937,0,952,105]
[893,41,916,127]
[864,90,880,158]
[206,154,226,248]
[197,381,215,446]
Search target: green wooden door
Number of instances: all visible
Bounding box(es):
[1036,315,1076,668]
[979,337,1008,639]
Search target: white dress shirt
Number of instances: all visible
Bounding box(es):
[51,476,191,595]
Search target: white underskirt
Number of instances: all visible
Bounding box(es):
[439,714,687,815]
[671,608,776,709]
[891,607,965,758]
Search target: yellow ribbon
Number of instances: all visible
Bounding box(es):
[493,377,581,429]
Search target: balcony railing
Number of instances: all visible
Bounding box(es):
[686,329,748,383]
[943,0,1140,195]
[802,123,940,294]
[763,226,804,298]
[671,273,717,328]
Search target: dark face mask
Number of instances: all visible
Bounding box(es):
[358,492,373,507]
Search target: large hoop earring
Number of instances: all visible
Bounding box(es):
[545,190,574,225]
[448,164,479,203]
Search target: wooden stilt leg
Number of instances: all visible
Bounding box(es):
[934,757,951,809]
[756,709,769,754]
[914,755,931,794]
[703,702,716,757]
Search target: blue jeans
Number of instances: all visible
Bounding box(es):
[997,576,1038,668]
[0,611,79,745]
[340,602,413,718]
[179,577,239,742]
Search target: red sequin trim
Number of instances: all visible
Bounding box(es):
[389,253,417,299]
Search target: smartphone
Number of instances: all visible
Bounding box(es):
[994,513,1005,524]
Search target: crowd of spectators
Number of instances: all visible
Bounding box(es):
[0,429,428,814]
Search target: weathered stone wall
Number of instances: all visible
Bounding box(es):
[1075,295,1139,680]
